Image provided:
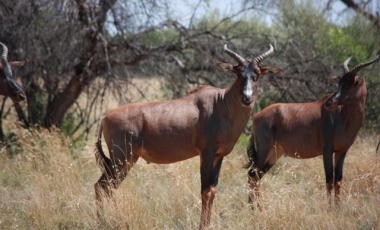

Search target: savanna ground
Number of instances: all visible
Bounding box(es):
[0,78,379,230]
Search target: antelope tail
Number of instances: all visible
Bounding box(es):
[244,134,257,169]
[95,121,112,174]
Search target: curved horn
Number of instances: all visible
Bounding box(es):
[0,42,12,78]
[224,44,245,65]
[0,42,8,60]
[252,44,274,65]
[342,56,352,73]
[351,55,379,74]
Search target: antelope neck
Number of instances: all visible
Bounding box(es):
[221,77,254,119]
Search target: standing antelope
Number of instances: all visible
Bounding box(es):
[0,42,26,102]
[94,44,282,229]
[245,55,379,208]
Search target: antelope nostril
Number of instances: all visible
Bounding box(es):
[15,92,26,101]
[242,96,253,106]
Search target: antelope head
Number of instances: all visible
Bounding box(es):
[325,55,379,110]
[218,44,282,106]
[0,42,26,102]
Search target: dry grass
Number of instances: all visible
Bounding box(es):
[0,123,379,229]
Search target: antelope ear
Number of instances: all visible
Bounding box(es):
[326,76,340,83]
[217,62,234,73]
[9,60,25,69]
[260,67,282,75]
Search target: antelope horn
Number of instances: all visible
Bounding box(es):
[0,42,8,60]
[224,44,245,65]
[253,44,274,65]
[0,42,12,78]
[351,55,379,74]
[342,56,352,73]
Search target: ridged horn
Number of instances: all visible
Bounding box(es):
[342,56,352,73]
[252,44,274,65]
[224,44,245,65]
[351,55,379,74]
[0,42,8,60]
[0,42,12,78]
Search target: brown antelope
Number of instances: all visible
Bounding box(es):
[245,55,379,208]
[0,42,26,102]
[94,44,282,229]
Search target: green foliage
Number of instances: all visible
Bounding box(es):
[315,16,378,64]
[256,91,279,112]
[3,132,22,158]
[236,133,251,147]
[134,28,180,46]
[194,9,272,45]
[365,98,380,131]
[60,113,85,151]
[60,113,76,137]
[0,171,12,186]
[274,0,330,47]
[31,92,46,124]
[275,0,378,64]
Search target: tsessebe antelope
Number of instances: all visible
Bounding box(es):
[95,44,282,229]
[245,55,379,207]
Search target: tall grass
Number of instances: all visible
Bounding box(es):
[0,125,379,229]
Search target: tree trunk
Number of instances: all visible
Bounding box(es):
[43,0,117,128]
[44,71,90,127]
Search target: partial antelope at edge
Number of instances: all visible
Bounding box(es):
[0,42,26,102]
[245,55,379,208]
[94,44,282,229]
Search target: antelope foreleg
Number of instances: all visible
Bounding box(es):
[199,155,223,229]
[247,164,269,211]
[322,144,334,206]
[326,180,334,206]
[200,186,218,230]
[334,152,346,206]
[334,181,342,205]
[247,170,262,210]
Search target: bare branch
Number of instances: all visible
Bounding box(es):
[340,0,380,31]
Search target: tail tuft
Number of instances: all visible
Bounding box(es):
[244,135,257,169]
[95,139,112,174]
